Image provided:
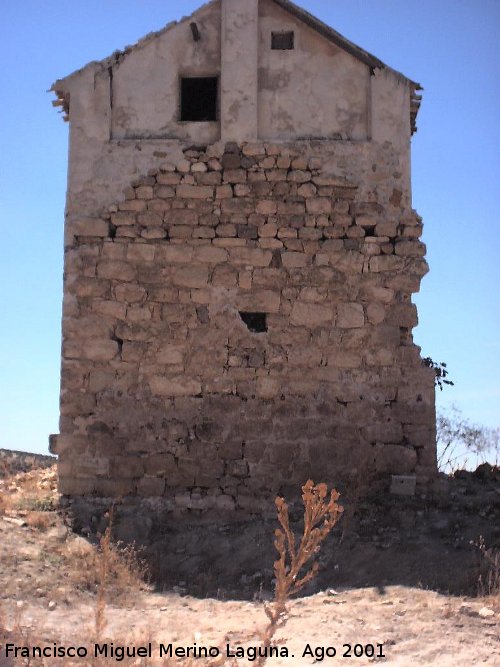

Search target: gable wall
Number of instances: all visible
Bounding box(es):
[112,2,222,142]
[258,0,370,140]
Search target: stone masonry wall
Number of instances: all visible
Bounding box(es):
[54,140,436,513]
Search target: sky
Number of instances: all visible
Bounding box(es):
[0,1,498,456]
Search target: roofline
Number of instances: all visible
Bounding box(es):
[50,0,218,93]
[51,0,422,131]
[270,0,422,133]
[271,0,420,87]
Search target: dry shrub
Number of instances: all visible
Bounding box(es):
[255,480,343,666]
[25,511,51,531]
[63,523,147,604]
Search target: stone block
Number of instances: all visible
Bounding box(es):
[223,169,247,184]
[97,260,137,282]
[154,185,175,198]
[196,172,222,186]
[229,247,272,267]
[355,214,378,228]
[330,251,364,273]
[366,302,386,325]
[256,376,280,399]
[157,172,181,185]
[395,241,426,257]
[137,476,166,496]
[49,434,87,455]
[369,255,405,273]
[288,170,311,183]
[156,245,193,264]
[291,302,332,327]
[326,350,361,369]
[282,252,309,268]
[137,212,163,228]
[72,218,109,237]
[237,225,258,240]
[119,199,147,212]
[221,198,254,215]
[74,456,109,477]
[176,184,213,199]
[58,478,96,495]
[297,182,317,197]
[215,185,233,199]
[256,200,278,215]
[156,344,185,365]
[211,263,238,287]
[149,376,201,397]
[163,210,198,226]
[126,244,155,262]
[373,444,417,474]
[143,453,176,475]
[141,227,167,240]
[336,303,365,328]
[306,198,332,215]
[113,456,144,478]
[91,300,127,319]
[81,338,119,361]
[172,266,209,288]
[236,289,281,313]
[365,348,394,366]
[114,283,147,303]
[376,222,398,237]
[111,212,136,227]
[259,222,278,238]
[135,186,154,200]
[278,201,305,215]
[193,246,228,264]
[387,304,418,328]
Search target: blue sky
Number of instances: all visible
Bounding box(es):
[0,1,498,455]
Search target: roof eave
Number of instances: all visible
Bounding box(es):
[50,0,218,92]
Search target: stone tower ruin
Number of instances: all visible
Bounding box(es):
[50,0,436,514]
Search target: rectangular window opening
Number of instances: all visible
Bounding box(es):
[180,77,218,122]
[271,31,295,50]
[239,312,268,334]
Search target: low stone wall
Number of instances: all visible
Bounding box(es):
[53,140,436,512]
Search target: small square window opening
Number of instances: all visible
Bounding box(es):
[271,31,294,50]
[180,77,218,122]
[239,312,268,333]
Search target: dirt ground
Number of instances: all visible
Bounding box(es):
[0,452,499,666]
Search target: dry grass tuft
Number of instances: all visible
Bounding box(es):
[61,524,148,603]
[25,511,52,531]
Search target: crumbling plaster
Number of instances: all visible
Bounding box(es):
[258,0,370,141]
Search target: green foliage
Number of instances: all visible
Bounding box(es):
[423,357,454,391]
